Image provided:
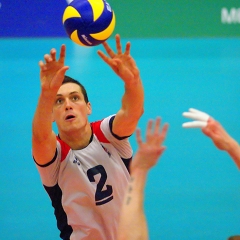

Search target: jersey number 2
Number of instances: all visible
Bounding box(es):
[87,165,113,206]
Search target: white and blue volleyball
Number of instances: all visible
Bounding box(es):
[63,0,116,47]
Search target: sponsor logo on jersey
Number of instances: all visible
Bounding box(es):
[73,156,81,166]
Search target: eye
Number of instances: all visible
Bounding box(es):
[72,95,80,101]
[55,98,63,105]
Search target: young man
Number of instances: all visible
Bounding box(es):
[182,108,240,169]
[117,117,168,240]
[32,34,144,240]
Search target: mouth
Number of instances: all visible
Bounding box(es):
[65,114,76,121]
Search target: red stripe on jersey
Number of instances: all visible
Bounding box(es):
[56,137,71,162]
[91,120,110,143]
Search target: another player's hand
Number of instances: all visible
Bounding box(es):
[97,34,140,84]
[131,118,168,172]
[39,44,69,93]
[182,108,233,151]
[182,108,210,128]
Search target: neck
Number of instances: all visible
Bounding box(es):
[59,122,92,150]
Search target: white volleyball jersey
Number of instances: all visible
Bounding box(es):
[35,115,132,240]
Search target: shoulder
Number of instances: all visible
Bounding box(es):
[91,115,116,142]
[56,136,71,162]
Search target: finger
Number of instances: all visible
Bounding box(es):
[161,123,169,138]
[147,119,153,133]
[97,50,117,68]
[39,60,44,67]
[189,108,207,115]
[182,121,207,128]
[182,112,196,119]
[182,111,209,122]
[189,108,209,118]
[102,41,115,58]
[97,50,110,63]
[156,123,168,145]
[57,66,69,77]
[115,34,122,55]
[136,128,142,146]
[59,44,66,63]
[39,60,46,71]
[146,119,154,142]
[154,117,161,134]
[51,66,69,86]
[50,48,57,61]
[189,108,210,120]
[44,54,52,63]
[125,42,131,55]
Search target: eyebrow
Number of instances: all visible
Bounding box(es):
[56,91,80,97]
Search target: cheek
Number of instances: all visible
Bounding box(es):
[76,105,90,119]
[79,107,88,116]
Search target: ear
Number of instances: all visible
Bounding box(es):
[87,102,92,115]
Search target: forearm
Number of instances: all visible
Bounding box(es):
[114,78,144,136]
[227,138,240,169]
[122,78,144,117]
[32,92,55,142]
[127,168,147,208]
[117,169,149,240]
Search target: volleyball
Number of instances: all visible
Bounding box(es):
[62,0,115,47]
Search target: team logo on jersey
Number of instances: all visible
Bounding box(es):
[73,156,81,166]
[101,145,111,157]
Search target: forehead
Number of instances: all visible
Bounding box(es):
[57,83,82,96]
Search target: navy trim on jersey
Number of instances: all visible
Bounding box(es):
[33,149,58,168]
[109,116,132,172]
[44,184,73,240]
[109,116,131,140]
[121,157,132,173]
[89,128,94,143]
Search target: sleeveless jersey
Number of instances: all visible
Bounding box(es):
[35,115,132,240]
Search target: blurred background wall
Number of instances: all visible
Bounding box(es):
[1,1,240,240]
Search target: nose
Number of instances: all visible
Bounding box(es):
[65,98,72,110]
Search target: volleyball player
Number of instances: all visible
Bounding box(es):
[32,34,144,240]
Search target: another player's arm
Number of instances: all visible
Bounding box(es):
[223,137,240,169]
[117,170,148,240]
[182,108,240,169]
[117,118,168,240]
[202,118,240,169]
[97,34,144,137]
[32,45,69,165]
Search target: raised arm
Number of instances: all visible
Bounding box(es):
[117,118,168,240]
[97,34,144,137]
[182,108,240,169]
[32,45,69,165]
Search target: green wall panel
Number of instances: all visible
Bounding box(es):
[110,0,240,38]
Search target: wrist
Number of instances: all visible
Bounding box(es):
[227,138,240,155]
[40,90,56,101]
[130,167,148,179]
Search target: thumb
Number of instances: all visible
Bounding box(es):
[52,66,69,88]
